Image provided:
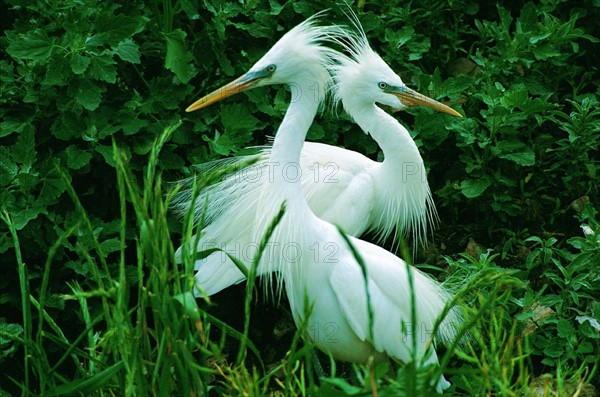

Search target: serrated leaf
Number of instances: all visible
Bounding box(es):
[12,125,36,168]
[51,113,86,141]
[88,54,117,83]
[0,322,24,359]
[17,172,38,191]
[221,103,260,132]
[115,39,140,64]
[269,0,285,15]
[180,0,201,19]
[66,146,92,169]
[495,140,536,166]
[202,133,236,156]
[94,14,145,46]
[12,207,47,230]
[498,150,535,166]
[70,54,91,74]
[39,175,68,205]
[501,85,528,108]
[121,118,148,135]
[0,147,18,185]
[0,322,24,343]
[75,79,104,111]
[164,29,196,83]
[1,119,31,138]
[99,238,122,254]
[461,177,492,198]
[44,57,70,86]
[6,30,54,62]
[386,26,414,48]
[93,116,120,139]
[533,43,561,61]
[557,319,575,338]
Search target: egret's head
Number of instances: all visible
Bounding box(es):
[186,14,341,112]
[331,29,461,117]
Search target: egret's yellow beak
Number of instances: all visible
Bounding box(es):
[186,70,269,112]
[387,86,462,117]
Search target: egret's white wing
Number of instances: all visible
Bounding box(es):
[328,238,455,392]
[299,142,376,235]
[329,237,459,357]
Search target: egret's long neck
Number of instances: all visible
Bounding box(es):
[257,79,322,298]
[350,104,422,167]
[345,102,436,245]
[257,79,320,236]
[269,81,320,194]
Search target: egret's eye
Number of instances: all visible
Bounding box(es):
[378,82,387,90]
[267,64,277,73]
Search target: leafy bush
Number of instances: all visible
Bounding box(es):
[1,0,598,395]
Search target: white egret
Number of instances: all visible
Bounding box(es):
[182,16,462,393]
[175,21,461,297]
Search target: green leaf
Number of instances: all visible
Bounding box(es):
[533,43,561,61]
[221,103,260,132]
[39,175,68,206]
[461,177,492,198]
[12,207,47,230]
[12,124,36,168]
[501,84,528,108]
[268,0,285,15]
[94,14,145,46]
[75,79,104,111]
[164,29,196,84]
[0,147,18,185]
[202,132,236,156]
[543,341,565,358]
[121,117,148,135]
[0,119,31,138]
[496,140,536,166]
[0,322,24,360]
[115,39,141,64]
[0,322,24,343]
[99,238,122,254]
[66,146,93,170]
[6,30,54,62]
[307,123,325,141]
[180,0,201,19]
[498,150,535,166]
[70,54,91,74]
[44,56,70,86]
[51,113,86,141]
[88,54,117,83]
[387,26,415,48]
[557,319,575,338]
[576,340,594,355]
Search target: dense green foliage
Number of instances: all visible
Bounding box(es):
[1,0,599,395]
